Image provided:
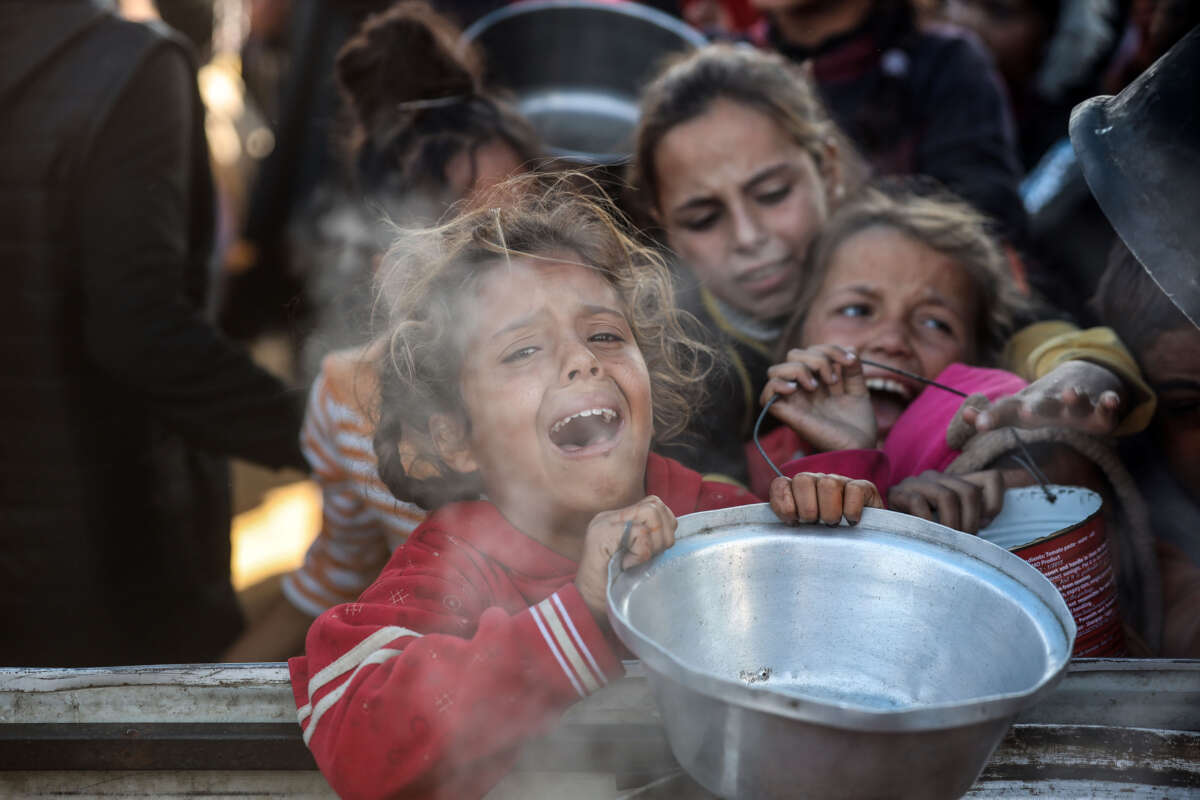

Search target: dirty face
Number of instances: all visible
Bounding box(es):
[1141,325,1200,502]
[653,99,834,321]
[451,256,655,531]
[799,226,978,437]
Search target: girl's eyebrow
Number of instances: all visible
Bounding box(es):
[670,162,793,216]
[836,284,961,309]
[834,284,882,299]
[492,304,625,338]
[742,162,793,191]
[583,304,626,318]
[494,310,544,337]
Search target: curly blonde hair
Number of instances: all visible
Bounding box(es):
[371,172,716,509]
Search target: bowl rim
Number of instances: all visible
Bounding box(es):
[461,0,710,52]
[461,0,708,163]
[606,504,1077,732]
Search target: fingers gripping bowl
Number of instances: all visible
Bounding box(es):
[606,504,1075,799]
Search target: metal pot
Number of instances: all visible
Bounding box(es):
[462,0,707,163]
[607,504,1075,799]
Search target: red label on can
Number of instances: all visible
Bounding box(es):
[1013,514,1127,657]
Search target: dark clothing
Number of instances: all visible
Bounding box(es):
[655,273,778,484]
[769,2,1028,244]
[0,1,306,667]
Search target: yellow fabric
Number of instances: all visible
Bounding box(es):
[700,288,769,434]
[1003,322,1156,435]
[701,473,750,490]
[700,288,772,358]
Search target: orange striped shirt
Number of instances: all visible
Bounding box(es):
[281,348,427,617]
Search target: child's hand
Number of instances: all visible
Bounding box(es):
[961,361,1123,436]
[769,472,883,525]
[574,495,677,622]
[887,470,1005,533]
[761,346,877,452]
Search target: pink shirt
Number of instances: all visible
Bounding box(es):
[748,363,1027,498]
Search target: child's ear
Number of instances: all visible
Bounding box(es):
[429,413,478,474]
[820,139,845,206]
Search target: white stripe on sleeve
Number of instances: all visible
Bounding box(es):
[529,605,585,697]
[302,625,423,720]
[537,598,601,693]
[551,592,607,686]
[302,647,403,746]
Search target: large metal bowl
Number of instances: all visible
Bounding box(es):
[462,0,707,163]
[607,504,1075,799]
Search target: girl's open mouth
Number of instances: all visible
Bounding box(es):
[866,377,915,434]
[548,407,623,453]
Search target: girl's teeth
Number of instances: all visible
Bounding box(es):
[865,378,913,399]
[550,407,618,433]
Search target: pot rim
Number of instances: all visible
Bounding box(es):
[462,0,709,52]
[607,504,1077,732]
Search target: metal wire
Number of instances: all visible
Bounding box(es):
[751,359,1057,501]
[754,396,788,480]
[857,358,968,398]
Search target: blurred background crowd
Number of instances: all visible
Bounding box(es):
[2,0,1198,668]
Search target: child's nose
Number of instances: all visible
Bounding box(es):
[562,342,603,382]
[567,365,601,381]
[730,204,768,252]
[868,323,914,356]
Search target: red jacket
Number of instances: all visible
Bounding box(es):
[289,453,758,800]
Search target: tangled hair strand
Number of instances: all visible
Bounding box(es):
[371,172,716,509]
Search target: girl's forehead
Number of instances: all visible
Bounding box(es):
[822,227,976,308]
[465,255,624,323]
[655,100,809,195]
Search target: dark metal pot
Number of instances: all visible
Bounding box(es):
[463,0,707,163]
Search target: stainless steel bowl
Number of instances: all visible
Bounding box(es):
[607,504,1075,799]
[462,0,707,163]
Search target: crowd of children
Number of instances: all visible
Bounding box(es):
[241,5,1200,795]
[10,0,1192,795]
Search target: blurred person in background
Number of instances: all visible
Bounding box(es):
[286,0,538,384]
[223,0,538,662]
[937,0,1126,321]
[1080,25,1200,656]
[749,0,1030,260]
[0,0,306,667]
[224,0,509,346]
[1094,246,1200,656]
[939,0,1124,170]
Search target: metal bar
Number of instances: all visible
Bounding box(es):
[0,723,315,771]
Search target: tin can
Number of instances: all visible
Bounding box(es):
[978,486,1126,657]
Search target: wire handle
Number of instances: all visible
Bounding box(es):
[607,520,636,588]
[751,359,1057,501]
[754,396,787,480]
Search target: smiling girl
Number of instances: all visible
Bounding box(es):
[288,176,880,799]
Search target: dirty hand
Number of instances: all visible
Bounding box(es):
[769,472,883,526]
[961,361,1123,436]
[762,346,876,452]
[575,495,677,622]
[887,470,1005,533]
